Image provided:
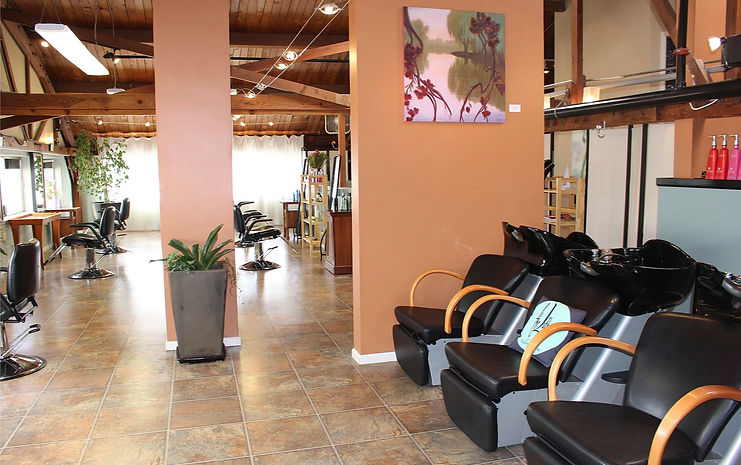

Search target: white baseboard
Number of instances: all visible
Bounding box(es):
[351,348,397,365]
[165,337,242,351]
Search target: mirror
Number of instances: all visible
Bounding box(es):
[32,153,45,210]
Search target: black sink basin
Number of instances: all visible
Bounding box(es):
[564,240,696,315]
[694,262,741,321]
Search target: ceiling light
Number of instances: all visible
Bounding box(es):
[106,87,125,94]
[246,91,256,99]
[97,119,103,125]
[256,83,266,91]
[35,23,109,76]
[232,115,239,121]
[283,50,299,61]
[144,120,151,127]
[40,40,49,47]
[317,3,342,15]
[230,88,238,96]
[240,121,246,127]
[268,121,274,126]
[709,36,723,52]
[113,56,121,64]
[582,86,601,103]
[544,69,550,74]
[276,62,288,70]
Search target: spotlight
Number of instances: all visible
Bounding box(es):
[709,36,723,52]
[230,88,238,96]
[106,87,125,95]
[97,119,103,125]
[232,115,239,121]
[256,83,266,91]
[268,121,274,126]
[40,40,49,47]
[144,120,150,127]
[283,50,299,61]
[276,62,288,70]
[317,3,342,15]
[240,121,246,127]
[246,91,256,99]
[113,56,121,64]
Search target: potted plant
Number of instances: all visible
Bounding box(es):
[164,224,233,363]
[307,150,328,174]
[73,130,129,203]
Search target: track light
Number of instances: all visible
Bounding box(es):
[35,24,109,76]
[256,83,266,91]
[283,50,299,61]
[240,121,246,127]
[268,121,274,126]
[246,91,256,99]
[106,87,125,95]
[144,120,150,127]
[230,88,238,96]
[276,62,288,70]
[317,3,342,15]
[40,40,49,47]
[97,119,103,125]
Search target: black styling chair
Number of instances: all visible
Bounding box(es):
[440,275,620,451]
[233,206,281,271]
[102,197,130,254]
[0,239,44,381]
[393,254,530,386]
[50,206,117,279]
[523,312,741,465]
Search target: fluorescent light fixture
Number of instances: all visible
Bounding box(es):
[582,86,601,103]
[106,87,125,95]
[283,50,299,61]
[35,23,109,76]
[709,36,723,52]
[317,3,342,15]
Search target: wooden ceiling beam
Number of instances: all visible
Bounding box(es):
[545,96,741,132]
[1,116,56,130]
[0,92,350,116]
[569,0,584,104]
[231,68,350,106]
[649,0,678,44]
[0,135,74,156]
[236,41,349,72]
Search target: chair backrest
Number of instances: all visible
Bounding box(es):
[119,198,130,221]
[233,206,246,235]
[6,239,41,305]
[624,313,741,461]
[529,275,620,379]
[502,222,546,272]
[521,226,598,277]
[99,206,116,238]
[455,254,530,330]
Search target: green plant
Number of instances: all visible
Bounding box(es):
[73,130,129,200]
[164,224,233,272]
[307,150,328,170]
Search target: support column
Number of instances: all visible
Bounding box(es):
[569,0,583,104]
[153,0,239,347]
[338,114,348,187]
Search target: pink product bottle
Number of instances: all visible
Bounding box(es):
[706,135,718,179]
[728,134,741,180]
[716,134,729,180]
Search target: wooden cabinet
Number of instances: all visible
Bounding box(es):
[324,211,352,274]
[544,176,585,236]
[300,174,328,252]
[279,201,299,239]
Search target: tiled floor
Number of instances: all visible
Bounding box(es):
[0,232,526,465]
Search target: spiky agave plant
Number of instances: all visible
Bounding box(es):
[164,224,232,272]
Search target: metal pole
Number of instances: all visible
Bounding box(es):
[676,0,689,88]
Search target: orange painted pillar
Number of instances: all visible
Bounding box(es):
[153,0,239,346]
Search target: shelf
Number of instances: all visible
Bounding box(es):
[300,173,328,253]
[544,176,584,236]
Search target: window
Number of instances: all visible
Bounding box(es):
[0,155,30,216]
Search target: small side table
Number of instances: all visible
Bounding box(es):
[7,212,62,269]
[41,207,81,236]
[279,201,299,239]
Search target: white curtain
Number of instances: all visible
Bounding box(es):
[232,135,304,225]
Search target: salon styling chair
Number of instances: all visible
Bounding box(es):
[101,197,130,254]
[0,239,45,381]
[440,275,620,451]
[234,206,281,271]
[522,312,741,465]
[49,206,117,279]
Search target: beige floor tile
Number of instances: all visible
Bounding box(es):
[240,390,314,421]
[58,351,121,371]
[82,432,166,465]
[0,440,85,465]
[287,347,349,368]
[295,364,365,389]
[232,352,292,374]
[254,447,341,465]
[8,411,96,446]
[356,361,408,382]
[31,387,106,414]
[247,415,329,455]
[172,375,237,401]
[46,367,114,390]
[93,404,170,437]
[174,360,234,380]
[0,416,23,446]
[336,437,431,465]
[170,397,243,429]
[102,382,172,408]
[236,370,302,395]
[307,383,383,413]
[321,407,406,444]
[0,372,52,397]
[320,319,353,333]
[506,444,525,457]
[390,399,455,433]
[271,322,326,338]
[371,379,443,406]
[414,429,515,465]
[280,334,338,352]
[167,423,248,465]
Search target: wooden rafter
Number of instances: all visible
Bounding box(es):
[231,68,350,106]
[237,41,349,72]
[0,116,55,131]
[649,0,678,44]
[0,135,73,156]
[0,92,350,116]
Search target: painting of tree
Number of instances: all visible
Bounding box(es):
[403,7,505,123]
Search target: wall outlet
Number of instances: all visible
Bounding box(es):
[508,104,521,113]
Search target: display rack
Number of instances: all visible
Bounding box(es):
[300,174,328,252]
[544,176,585,236]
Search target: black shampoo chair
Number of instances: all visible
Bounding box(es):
[52,206,117,279]
[523,312,741,465]
[234,206,281,271]
[440,275,620,451]
[0,239,44,381]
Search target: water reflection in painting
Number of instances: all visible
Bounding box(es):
[403,6,505,123]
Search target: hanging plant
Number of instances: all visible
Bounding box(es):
[73,130,129,201]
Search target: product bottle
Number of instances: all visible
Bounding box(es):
[716,134,729,180]
[728,134,741,180]
[706,135,718,179]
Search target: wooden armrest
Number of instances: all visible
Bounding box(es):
[409,269,465,306]
[443,285,509,334]
[648,385,741,465]
[517,322,597,386]
[547,336,636,400]
[458,294,531,341]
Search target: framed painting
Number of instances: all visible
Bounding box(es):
[403,6,505,123]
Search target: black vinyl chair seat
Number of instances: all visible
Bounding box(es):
[526,401,696,465]
[446,342,550,400]
[62,233,107,248]
[395,306,484,344]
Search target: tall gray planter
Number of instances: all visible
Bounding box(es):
[168,266,227,363]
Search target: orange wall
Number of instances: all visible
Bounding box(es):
[350,0,544,355]
[153,0,238,342]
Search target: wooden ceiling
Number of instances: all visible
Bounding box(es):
[1,0,566,141]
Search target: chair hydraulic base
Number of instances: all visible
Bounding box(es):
[241,261,280,271]
[69,249,115,279]
[0,354,46,381]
